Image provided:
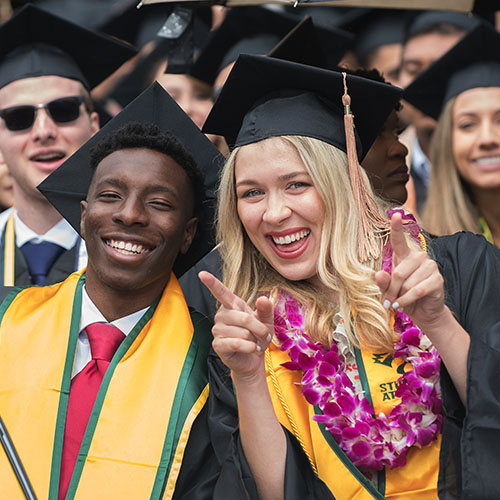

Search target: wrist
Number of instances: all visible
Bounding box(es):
[231,365,267,389]
[416,306,455,342]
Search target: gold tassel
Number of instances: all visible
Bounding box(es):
[342,72,387,262]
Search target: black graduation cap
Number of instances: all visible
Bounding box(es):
[99,0,175,48]
[268,16,353,70]
[0,3,137,90]
[38,82,225,277]
[99,0,212,57]
[189,6,304,86]
[341,8,417,66]
[403,22,500,120]
[404,9,482,43]
[202,54,402,159]
[30,0,119,30]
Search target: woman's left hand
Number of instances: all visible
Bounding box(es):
[375,212,446,331]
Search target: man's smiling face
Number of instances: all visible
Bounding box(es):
[81,147,197,298]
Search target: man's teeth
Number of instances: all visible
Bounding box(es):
[106,239,147,255]
[33,152,64,161]
[475,156,500,165]
[272,230,310,245]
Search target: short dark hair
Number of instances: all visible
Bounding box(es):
[89,122,206,216]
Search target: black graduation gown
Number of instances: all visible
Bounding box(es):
[171,349,240,499]
[431,232,500,500]
[179,247,223,322]
[209,232,500,500]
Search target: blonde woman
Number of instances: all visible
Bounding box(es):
[404,23,500,247]
[200,54,500,500]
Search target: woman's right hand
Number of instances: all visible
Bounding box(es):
[198,270,274,381]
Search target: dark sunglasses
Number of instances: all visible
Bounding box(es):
[0,95,85,132]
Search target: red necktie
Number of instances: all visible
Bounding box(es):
[59,322,125,500]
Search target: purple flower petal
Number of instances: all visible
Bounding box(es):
[302,386,321,405]
[318,362,335,378]
[337,395,357,414]
[351,441,371,458]
[297,352,317,370]
[415,361,439,378]
[323,401,342,417]
[342,426,361,440]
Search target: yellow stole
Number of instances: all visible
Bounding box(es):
[266,341,441,499]
[2,211,15,286]
[0,270,212,500]
[479,216,494,244]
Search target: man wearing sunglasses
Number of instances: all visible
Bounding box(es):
[0,5,135,287]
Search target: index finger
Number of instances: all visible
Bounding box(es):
[198,270,250,313]
[390,212,411,261]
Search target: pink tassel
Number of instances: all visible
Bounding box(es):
[342,72,388,262]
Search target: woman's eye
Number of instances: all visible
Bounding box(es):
[241,188,263,198]
[457,122,475,130]
[289,181,309,189]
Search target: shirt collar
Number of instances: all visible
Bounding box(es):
[80,285,149,337]
[13,210,79,250]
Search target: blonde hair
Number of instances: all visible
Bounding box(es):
[422,97,480,234]
[217,135,403,352]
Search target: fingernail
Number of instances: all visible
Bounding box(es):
[256,344,262,352]
[383,299,391,309]
[397,307,404,313]
[392,301,399,309]
[266,333,272,343]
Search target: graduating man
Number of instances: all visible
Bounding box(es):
[0,83,235,500]
[0,4,135,286]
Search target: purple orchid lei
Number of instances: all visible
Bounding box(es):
[272,209,443,471]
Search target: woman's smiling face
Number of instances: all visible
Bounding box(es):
[452,87,500,191]
[235,137,325,283]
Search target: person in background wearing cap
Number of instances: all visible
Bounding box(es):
[0,4,135,287]
[152,55,230,157]
[190,6,352,101]
[0,82,240,500]
[198,54,500,500]
[342,8,416,86]
[405,23,500,249]
[398,11,480,213]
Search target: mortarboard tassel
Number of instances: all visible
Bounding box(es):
[342,72,388,262]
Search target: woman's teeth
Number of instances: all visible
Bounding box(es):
[272,230,310,245]
[475,156,500,165]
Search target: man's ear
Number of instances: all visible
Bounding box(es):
[180,217,198,255]
[80,200,88,240]
[89,112,100,136]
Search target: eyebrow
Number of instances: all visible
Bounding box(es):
[456,108,500,116]
[235,171,308,188]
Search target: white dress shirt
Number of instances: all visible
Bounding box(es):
[72,286,149,377]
